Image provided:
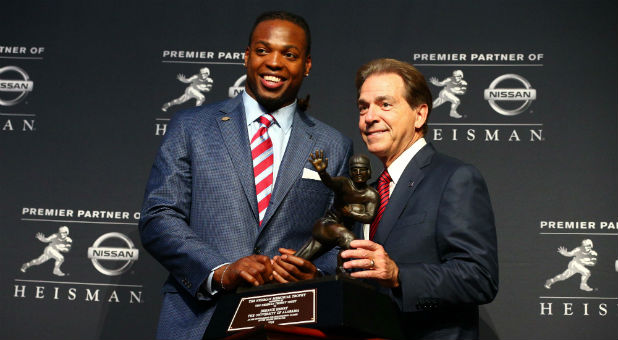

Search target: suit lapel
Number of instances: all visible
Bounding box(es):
[217,96,259,222]
[259,110,316,230]
[373,144,435,244]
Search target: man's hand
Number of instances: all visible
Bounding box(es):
[214,255,273,291]
[340,240,400,288]
[309,150,328,173]
[272,248,319,283]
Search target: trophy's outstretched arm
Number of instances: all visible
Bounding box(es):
[309,150,341,189]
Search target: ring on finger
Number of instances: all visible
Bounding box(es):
[369,259,375,269]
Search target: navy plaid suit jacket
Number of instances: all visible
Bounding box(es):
[139,94,352,339]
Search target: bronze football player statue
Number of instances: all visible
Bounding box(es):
[295,150,379,273]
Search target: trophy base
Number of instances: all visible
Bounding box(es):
[203,274,403,340]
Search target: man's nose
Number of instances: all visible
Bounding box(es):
[266,52,282,68]
[364,105,379,123]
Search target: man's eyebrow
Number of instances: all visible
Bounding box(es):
[283,44,301,50]
[375,95,395,102]
[253,40,270,47]
[252,41,301,51]
[358,95,395,105]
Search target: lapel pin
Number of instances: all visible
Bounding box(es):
[221,116,231,121]
[409,181,414,187]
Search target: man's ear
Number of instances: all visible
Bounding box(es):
[244,47,250,67]
[304,54,312,76]
[414,104,429,129]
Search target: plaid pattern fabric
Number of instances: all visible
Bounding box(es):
[140,95,354,339]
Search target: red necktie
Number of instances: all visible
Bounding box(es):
[369,169,392,240]
[250,114,275,225]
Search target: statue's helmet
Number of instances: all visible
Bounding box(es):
[349,154,370,169]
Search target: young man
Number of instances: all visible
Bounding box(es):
[139,11,352,339]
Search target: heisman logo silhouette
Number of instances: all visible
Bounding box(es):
[430,70,467,119]
[21,226,73,276]
[544,239,598,292]
[162,67,213,112]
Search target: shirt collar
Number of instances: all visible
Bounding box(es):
[386,137,427,186]
[242,91,295,133]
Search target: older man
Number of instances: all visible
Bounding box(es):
[341,58,498,339]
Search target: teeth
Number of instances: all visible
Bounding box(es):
[264,75,282,82]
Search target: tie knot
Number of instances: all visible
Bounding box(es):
[379,169,392,184]
[257,114,275,128]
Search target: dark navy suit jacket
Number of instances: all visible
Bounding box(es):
[363,143,499,340]
[139,95,352,339]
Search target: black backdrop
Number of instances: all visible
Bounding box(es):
[1,1,616,339]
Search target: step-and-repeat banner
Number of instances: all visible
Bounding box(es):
[1,1,616,339]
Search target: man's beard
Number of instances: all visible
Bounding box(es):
[247,82,295,113]
[256,95,291,113]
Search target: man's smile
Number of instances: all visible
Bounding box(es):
[261,74,286,89]
[365,129,388,139]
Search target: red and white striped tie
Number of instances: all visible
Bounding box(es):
[251,113,275,225]
[369,169,392,240]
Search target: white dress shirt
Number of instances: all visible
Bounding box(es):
[362,137,427,239]
[204,92,296,296]
[242,90,295,186]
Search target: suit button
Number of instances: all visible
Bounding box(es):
[253,247,262,254]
